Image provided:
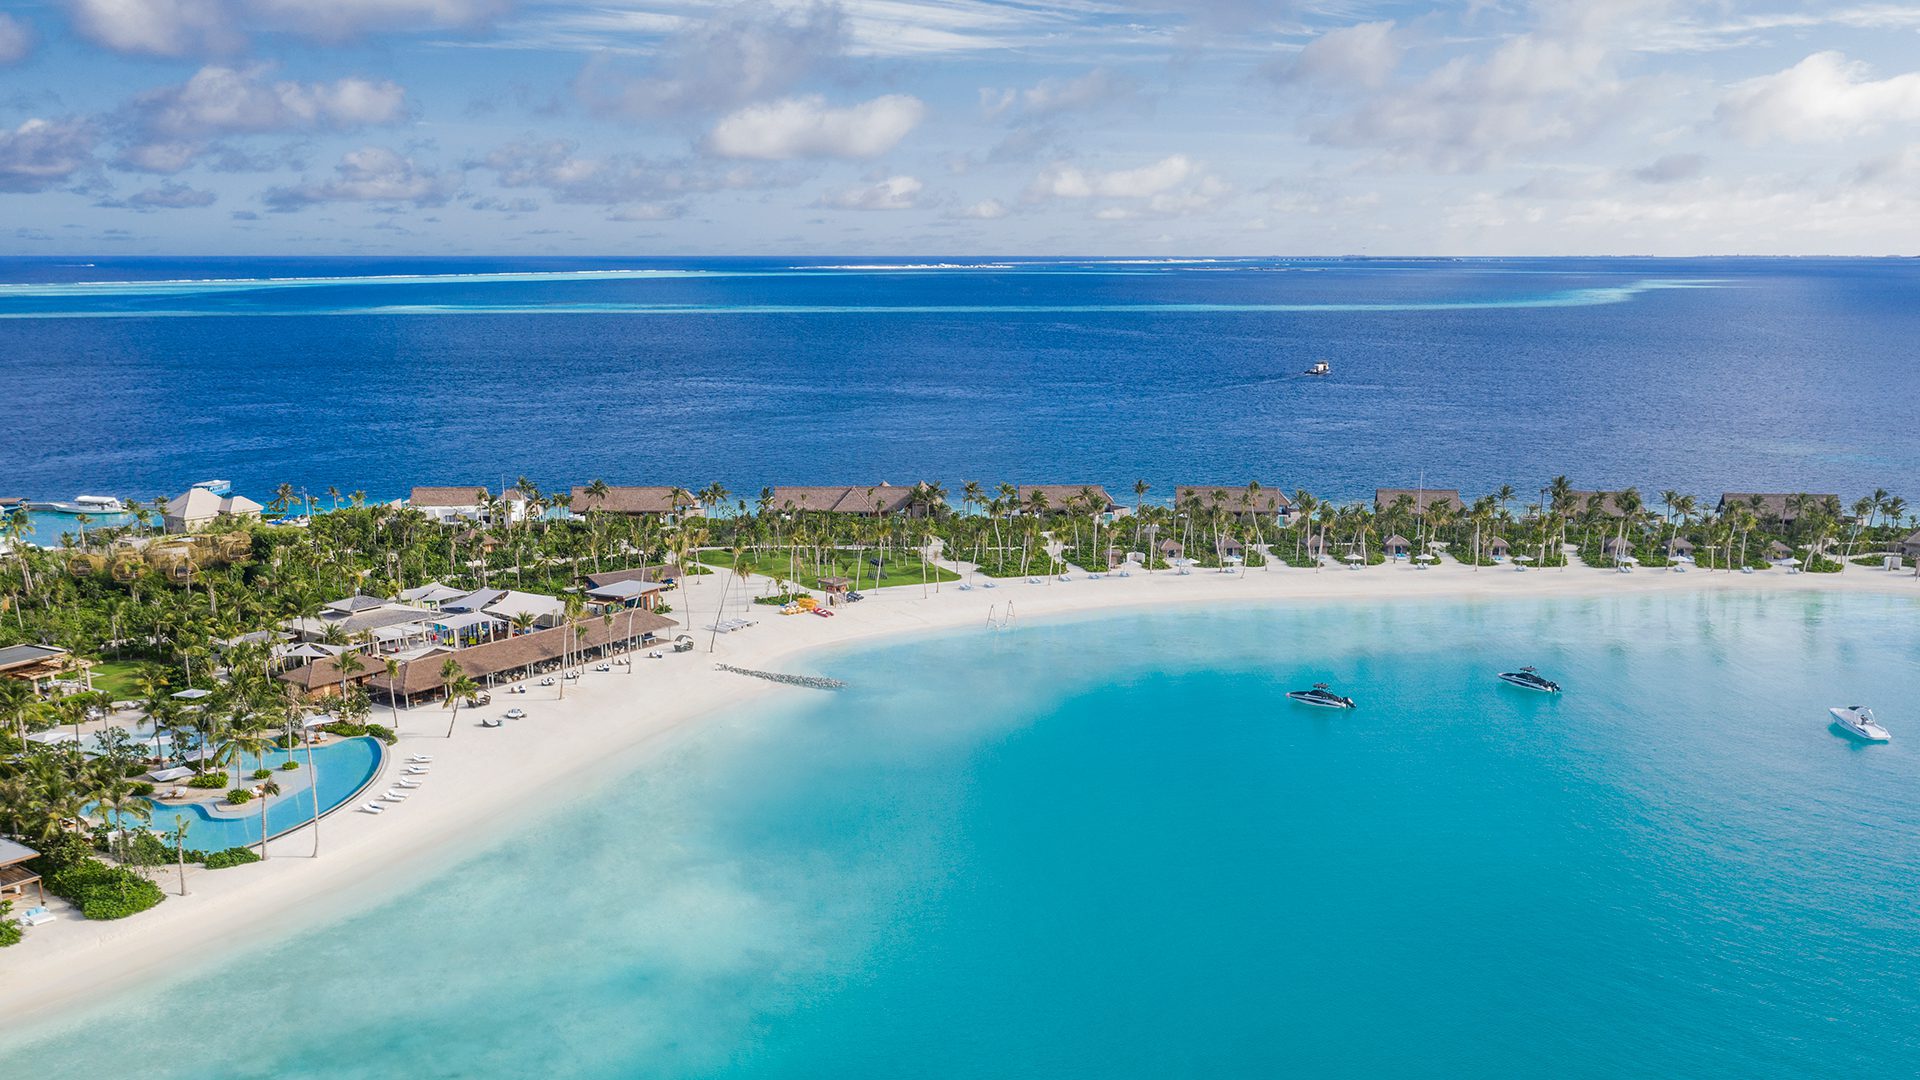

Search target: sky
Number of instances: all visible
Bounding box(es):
[1,0,1919,255]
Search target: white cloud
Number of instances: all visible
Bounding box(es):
[66,0,240,57]
[704,94,925,160]
[1272,20,1401,89]
[577,4,847,119]
[475,138,767,205]
[1031,154,1196,199]
[1718,52,1920,143]
[101,180,219,209]
[0,13,35,64]
[948,198,1008,219]
[264,146,455,210]
[137,65,408,137]
[0,117,97,192]
[982,67,1142,120]
[65,0,503,57]
[815,174,922,210]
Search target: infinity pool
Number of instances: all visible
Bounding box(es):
[140,736,385,850]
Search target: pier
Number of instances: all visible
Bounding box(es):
[713,664,847,691]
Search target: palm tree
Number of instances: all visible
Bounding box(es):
[441,657,476,738]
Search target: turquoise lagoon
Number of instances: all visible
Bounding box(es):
[9,591,1920,1078]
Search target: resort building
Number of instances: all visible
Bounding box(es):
[585,579,668,612]
[1375,489,1465,514]
[1383,534,1412,557]
[1159,538,1185,560]
[276,653,389,700]
[1900,530,1920,561]
[584,566,676,589]
[438,588,568,628]
[398,582,469,608]
[365,610,677,705]
[0,838,44,909]
[408,486,533,524]
[1017,485,1121,518]
[1602,536,1638,560]
[1716,493,1841,526]
[1768,540,1796,561]
[1562,491,1635,518]
[0,644,88,693]
[766,484,925,517]
[1667,536,1697,558]
[568,486,703,520]
[1175,486,1293,522]
[285,598,437,652]
[163,487,264,533]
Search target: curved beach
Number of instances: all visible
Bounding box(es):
[3,559,1915,1029]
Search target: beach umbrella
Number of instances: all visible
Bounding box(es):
[1414,552,1438,562]
[1514,554,1536,563]
[1343,552,1364,563]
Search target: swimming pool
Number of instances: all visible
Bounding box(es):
[140,736,386,850]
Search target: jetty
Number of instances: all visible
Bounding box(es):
[713,663,846,691]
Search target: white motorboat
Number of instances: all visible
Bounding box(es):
[1497,667,1560,693]
[27,494,127,514]
[1302,360,1331,376]
[1287,683,1354,709]
[1829,706,1891,743]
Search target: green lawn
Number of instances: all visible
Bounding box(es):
[88,659,149,699]
[699,548,960,591]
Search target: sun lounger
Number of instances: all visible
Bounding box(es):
[409,754,435,762]
[21,906,55,926]
[982,581,997,588]
[405,766,431,775]
[361,803,386,814]
[381,790,408,802]
[397,778,423,788]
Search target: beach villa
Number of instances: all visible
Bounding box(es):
[1717,493,1841,526]
[1176,485,1293,523]
[1488,536,1511,559]
[1564,491,1634,518]
[1375,489,1465,514]
[1383,534,1412,558]
[569,486,703,521]
[766,484,925,517]
[163,487,264,533]
[1900,530,1920,561]
[408,486,533,525]
[1667,536,1696,558]
[1017,485,1122,519]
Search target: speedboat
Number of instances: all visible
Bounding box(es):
[1497,666,1560,693]
[1830,706,1891,742]
[1302,360,1331,376]
[1287,683,1354,709]
[27,494,127,514]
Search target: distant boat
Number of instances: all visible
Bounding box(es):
[1302,360,1331,376]
[1498,666,1560,693]
[1287,682,1354,708]
[1830,706,1891,743]
[25,494,126,514]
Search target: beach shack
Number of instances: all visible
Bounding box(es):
[1382,534,1412,558]
[0,838,44,908]
[818,577,853,596]
[1899,530,1920,561]
[1666,536,1696,559]
[1602,536,1638,561]
[1487,536,1511,559]
[1158,538,1185,561]
[1767,540,1795,562]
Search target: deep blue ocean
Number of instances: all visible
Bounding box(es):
[2,256,1917,505]
[9,594,1920,1078]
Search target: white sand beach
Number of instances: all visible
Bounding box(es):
[4,559,1916,1023]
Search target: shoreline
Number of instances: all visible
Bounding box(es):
[4,560,1916,1032]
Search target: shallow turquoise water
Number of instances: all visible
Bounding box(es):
[9,592,1920,1078]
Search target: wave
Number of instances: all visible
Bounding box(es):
[0,280,1721,319]
[0,268,718,297]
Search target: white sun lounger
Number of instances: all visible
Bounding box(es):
[396,778,423,788]
[405,765,431,775]
[409,754,435,762]
[361,803,386,814]
[381,791,408,802]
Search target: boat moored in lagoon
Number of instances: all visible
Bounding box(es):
[1287,683,1355,708]
[1497,667,1561,693]
[1829,706,1891,742]
[25,494,127,514]
[1302,360,1331,376]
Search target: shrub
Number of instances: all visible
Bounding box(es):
[225,789,253,805]
[123,762,148,778]
[363,723,396,745]
[44,859,164,920]
[251,768,272,780]
[200,847,261,870]
[187,773,227,789]
[27,832,93,875]
[0,901,19,947]
[130,782,156,797]
[280,760,300,771]
[320,721,397,746]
